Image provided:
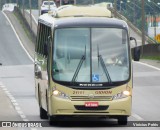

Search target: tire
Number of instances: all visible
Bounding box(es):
[38,88,48,119]
[40,106,48,119]
[41,11,44,15]
[49,116,58,126]
[118,116,128,125]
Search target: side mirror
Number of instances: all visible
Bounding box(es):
[133,46,141,61]
[130,37,141,61]
[0,63,2,66]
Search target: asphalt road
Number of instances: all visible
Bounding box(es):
[0,12,32,66]
[0,10,160,130]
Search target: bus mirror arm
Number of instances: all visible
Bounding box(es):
[130,37,141,61]
[130,37,137,47]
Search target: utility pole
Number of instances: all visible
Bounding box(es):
[154,14,157,39]
[120,1,123,13]
[114,0,117,17]
[38,0,41,16]
[133,0,136,25]
[22,0,25,16]
[141,0,145,55]
[154,0,157,40]
[49,0,50,10]
[0,0,2,10]
[74,0,76,5]
[16,0,18,7]
[60,0,62,6]
[29,0,32,30]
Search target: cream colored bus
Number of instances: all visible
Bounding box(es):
[34,5,140,125]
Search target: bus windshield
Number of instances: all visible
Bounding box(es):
[53,28,130,86]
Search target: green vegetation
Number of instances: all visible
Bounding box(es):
[141,56,160,61]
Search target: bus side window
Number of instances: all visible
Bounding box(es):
[41,25,46,55]
[37,23,43,54]
[42,26,51,56]
[35,23,40,52]
[40,24,45,55]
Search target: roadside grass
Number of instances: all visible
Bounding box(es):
[141,56,160,61]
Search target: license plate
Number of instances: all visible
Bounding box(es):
[85,102,99,107]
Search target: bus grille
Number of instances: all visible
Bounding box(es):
[70,96,112,101]
[74,105,109,111]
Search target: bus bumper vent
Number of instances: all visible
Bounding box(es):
[74,105,109,111]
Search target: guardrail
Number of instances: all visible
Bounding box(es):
[110,8,156,44]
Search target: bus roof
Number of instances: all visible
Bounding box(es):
[38,5,128,28]
[55,5,112,18]
[39,5,111,21]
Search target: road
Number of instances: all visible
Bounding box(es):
[0,9,160,130]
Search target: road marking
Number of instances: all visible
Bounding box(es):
[132,61,159,121]
[2,88,7,91]
[10,99,17,103]
[9,96,15,101]
[2,11,34,62]
[0,83,29,122]
[4,90,10,94]
[134,61,160,71]
[17,110,23,115]
[0,83,38,130]
[23,119,29,121]
[13,102,19,106]
[132,113,144,121]
[31,129,38,130]
[20,114,26,119]
[15,106,21,111]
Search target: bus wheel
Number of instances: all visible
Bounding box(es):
[38,88,48,119]
[117,116,128,125]
[49,116,58,126]
[40,107,48,119]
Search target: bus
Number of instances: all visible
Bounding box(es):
[34,5,140,125]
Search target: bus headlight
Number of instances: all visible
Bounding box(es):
[52,89,70,99]
[112,90,130,100]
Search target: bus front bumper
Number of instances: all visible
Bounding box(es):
[50,96,131,117]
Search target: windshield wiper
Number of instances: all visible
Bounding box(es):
[97,45,112,84]
[72,46,86,83]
